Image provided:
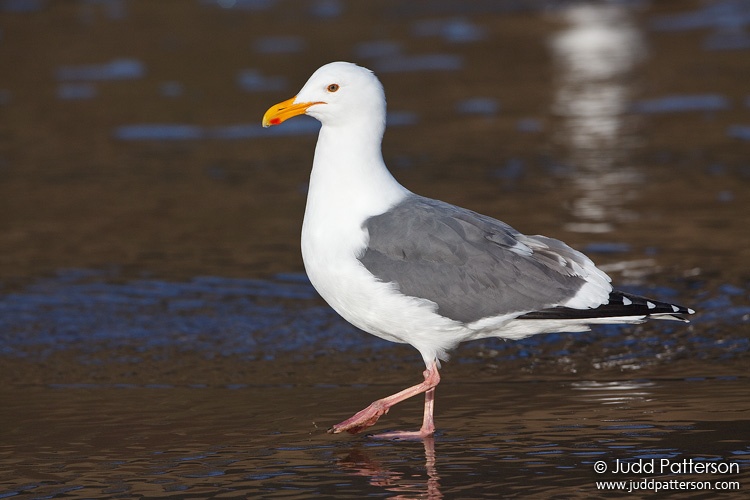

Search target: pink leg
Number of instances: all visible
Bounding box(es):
[328,361,440,439]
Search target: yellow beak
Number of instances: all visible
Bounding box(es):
[262,96,322,128]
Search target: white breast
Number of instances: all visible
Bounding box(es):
[299,125,470,363]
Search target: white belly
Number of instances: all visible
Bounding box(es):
[301,217,470,364]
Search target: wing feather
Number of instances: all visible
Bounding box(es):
[359,195,610,323]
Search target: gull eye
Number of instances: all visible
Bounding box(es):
[327,83,339,93]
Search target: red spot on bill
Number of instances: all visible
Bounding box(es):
[269,117,281,125]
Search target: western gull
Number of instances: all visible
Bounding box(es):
[262,61,694,439]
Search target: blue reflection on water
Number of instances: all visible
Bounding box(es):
[650,0,750,32]
[516,118,543,133]
[114,124,205,140]
[649,1,750,54]
[0,0,46,13]
[0,269,371,359]
[213,118,320,139]
[374,54,463,73]
[1,268,747,367]
[56,58,145,81]
[727,124,750,140]
[412,17,485,43]
[236,69,287,92]
[354,40,402,60]
[703,29,750,50]
[631,94,730,114]
[309,0,342,19]
[160,81,184,98]
[57,83,97,100]
[199,0,276,11]
[113,111,416,141]
[456,97,499,116]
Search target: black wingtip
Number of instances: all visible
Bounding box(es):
[518,290,695,321]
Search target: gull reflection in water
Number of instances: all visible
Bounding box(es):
[337,436,442,499]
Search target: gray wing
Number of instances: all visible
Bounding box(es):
[358,194,600,324]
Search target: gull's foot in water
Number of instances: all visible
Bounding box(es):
[328,401,389,435]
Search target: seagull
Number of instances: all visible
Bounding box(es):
[262,61,694,440]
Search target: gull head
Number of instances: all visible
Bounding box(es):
[262,62,386,129]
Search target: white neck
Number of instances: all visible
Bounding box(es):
[301,120,409,262]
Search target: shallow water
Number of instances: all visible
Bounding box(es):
[1,0,749,498]
[2,378,749,497]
